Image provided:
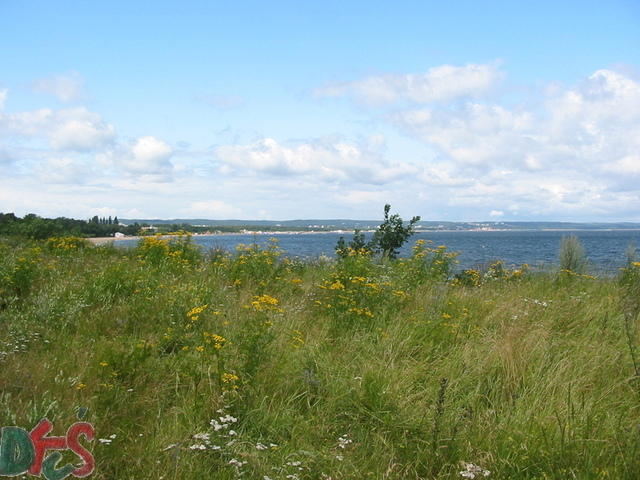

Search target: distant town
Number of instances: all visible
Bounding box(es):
[121,218,640,234]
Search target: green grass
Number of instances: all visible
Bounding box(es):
[1,235,639,479]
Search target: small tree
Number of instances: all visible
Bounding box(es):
[370,204,421,259]
[335,205,420,260]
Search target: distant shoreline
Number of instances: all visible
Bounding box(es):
[86,228,640,245]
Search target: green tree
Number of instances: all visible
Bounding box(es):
[370,204,420,259]
[335,205,421,260]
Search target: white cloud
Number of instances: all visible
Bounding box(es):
[215,137,417,185]
[490,210,504,217]
[50,109,116,150]
[604,155,640,175]
[128,136,174,173]
[393,70,640,187]
[316,62,502,105]
[0,89,7,110]
[1,106,115,151]
[32,71,86,102]
[94,142,174,178]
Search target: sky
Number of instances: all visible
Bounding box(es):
[1,0,639,222]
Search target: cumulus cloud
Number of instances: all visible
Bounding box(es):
[310,66,640,220]
[129,136,174,173]
[0,89,7,110]
[316,62,502,105]
[32,71,86,102]
[50,109,116,150]
[0,99,176,184]
[392,69,640,191]
[215,137,417,184]
[0,106,115,151]
[213,67,640,219]
[94,135,175,177]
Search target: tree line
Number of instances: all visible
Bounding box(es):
[0,213,141,240]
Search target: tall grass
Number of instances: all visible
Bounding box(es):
[0,235,639,479]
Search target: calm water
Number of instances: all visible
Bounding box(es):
[113,230,640,274]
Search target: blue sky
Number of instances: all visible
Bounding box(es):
[1,1,639,221]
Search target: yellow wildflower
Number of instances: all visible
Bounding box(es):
[222,372,239,383]
[187,304,208,318]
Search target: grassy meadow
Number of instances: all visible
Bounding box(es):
[1,235,640,479]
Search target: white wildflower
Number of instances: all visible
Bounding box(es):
[256,442,268,450]
[460,462,490,478]
[210,419,226,431]
[220,414,237,423]
[337,434,352,449]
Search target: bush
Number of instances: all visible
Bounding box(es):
[335,229,372,258]
[399,239,458,286]
[559,235,587,274]
[135,234,202,267]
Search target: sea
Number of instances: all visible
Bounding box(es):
[111,230,640,275]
